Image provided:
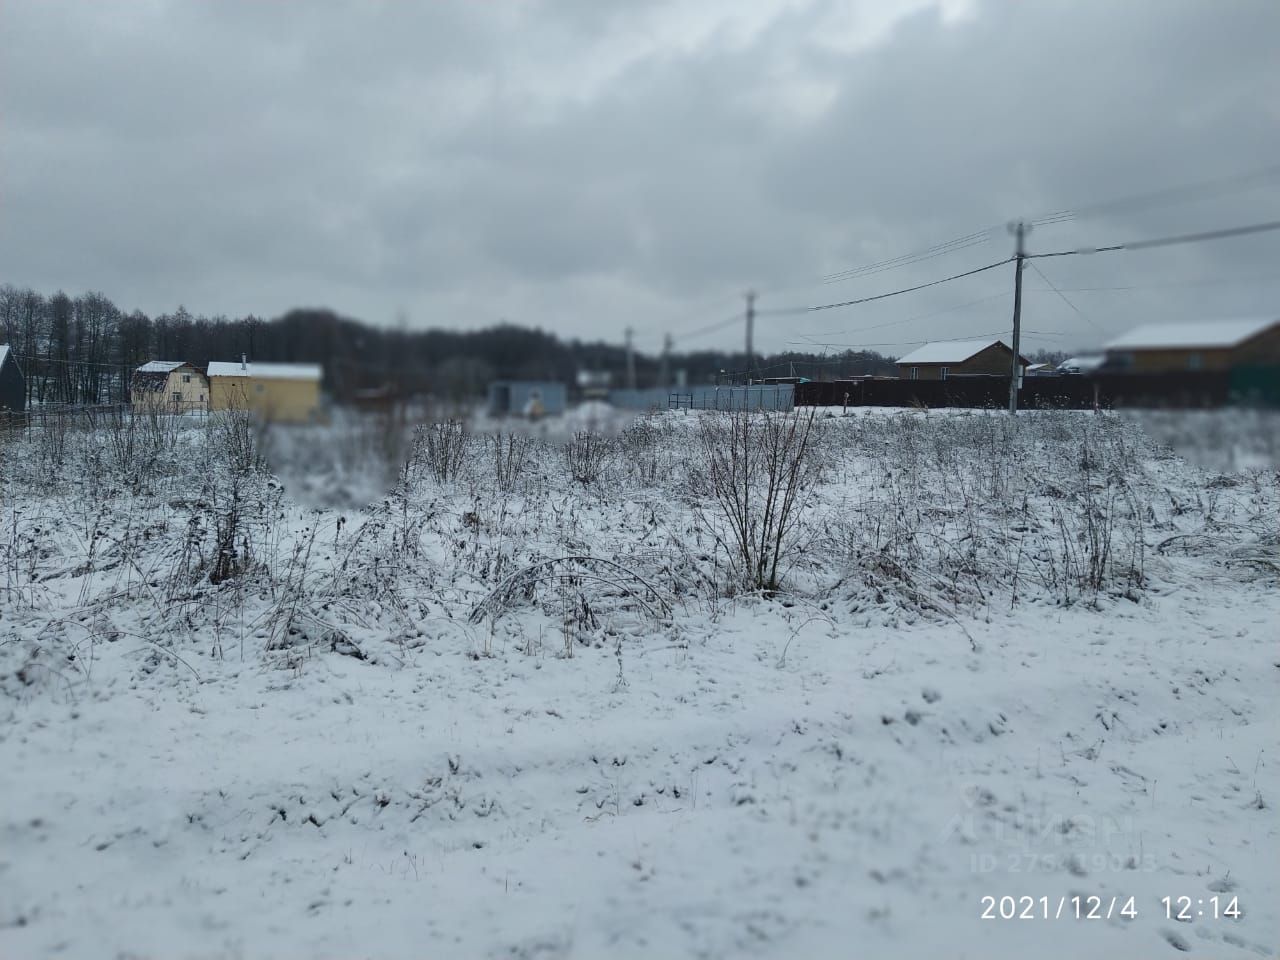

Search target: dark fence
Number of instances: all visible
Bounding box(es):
[797,369,1280,410]
[795,376,1095,410]
[0,401,206,442]
[1091,372,1230,409]
[1229,366,1280,408]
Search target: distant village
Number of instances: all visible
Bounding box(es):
[1,316,1277,421]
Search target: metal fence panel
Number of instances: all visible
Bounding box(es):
[668,385,795,412]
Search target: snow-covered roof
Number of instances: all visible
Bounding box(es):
[1057,355,1106,373]
[896,338,1023,366]
[1104,317,1279,351]
[136,360,190,374]
[207,361,322,381]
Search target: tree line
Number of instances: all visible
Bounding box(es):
[3,282,988,407]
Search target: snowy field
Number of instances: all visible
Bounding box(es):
[1,405,1277,959]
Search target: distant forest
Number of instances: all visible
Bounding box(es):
[0,284,1059,406]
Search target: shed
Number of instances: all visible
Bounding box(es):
[207,358,323,423]
[487,381,568,418]
[0,344,24,413]
[895,338,1029,381]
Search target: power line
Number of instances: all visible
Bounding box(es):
[1123,218,1280,252]
[821,231,992,285]
[1029,218,1280,260]
[808,258,1015,313]
[5,352,136,369]
[679,312,743,342]
[692,166,1280,340]
[1051,163,1280,222]
[787,328,1064,351]
[795,291,1014,342]
[755,304,812,317]
[1032,273,1280,292]
[817,209,1063,290]
[1027,260,1105,334]
[1031,212,1074,226]
[822,231,989,281]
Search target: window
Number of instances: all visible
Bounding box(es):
[1187,353,1203,371]
[910,366,919,380]
[182,374,191,384]
[940,367,949,380]
[172,391,182,403]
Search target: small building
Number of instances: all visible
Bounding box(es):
[0,344,25,413]
[895,338,1029,381]
[487,380,567,418]
[207,358,323,423]
[576,370,612,401]
[1024,363,1057,377]
[1102,317,1280,373]
[130,360,208,414]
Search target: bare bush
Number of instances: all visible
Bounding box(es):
[696,408,817,593]
[209,477,250,585]
[490,431,533,493]
[413,419,468,483]
[618,416,666,485]
[95,404,181,491]
[563,430,613,486]
[212,408,264,477]
[30,408,72,482]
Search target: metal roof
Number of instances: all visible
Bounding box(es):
[1104,317,1279,351]
[206,361,322,381]
[896,338,1021,366]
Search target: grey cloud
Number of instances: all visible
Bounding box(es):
[1,0,1277,353]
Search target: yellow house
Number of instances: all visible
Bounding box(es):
[206,359,323,423]
[131,361,209,414]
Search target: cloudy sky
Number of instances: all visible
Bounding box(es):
[3,0,1278,357]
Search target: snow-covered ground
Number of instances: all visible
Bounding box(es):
[1,406,1276,959]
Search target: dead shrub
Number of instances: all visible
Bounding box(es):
[696,408,816,593]
[563,430,613,485]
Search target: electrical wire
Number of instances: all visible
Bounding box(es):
[1028,218,1280,260]
[677,312,747,343]
[1032,273,1280,292]
[797,291,1014,341]
[788,328,1064,351]
[1027,260,1106,334]
[820,231,992,284]
[808,258,1015,312]
[1058,163,1280,221]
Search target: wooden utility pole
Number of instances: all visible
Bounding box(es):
[744,290,756,385]
[1007,221,1030,414]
